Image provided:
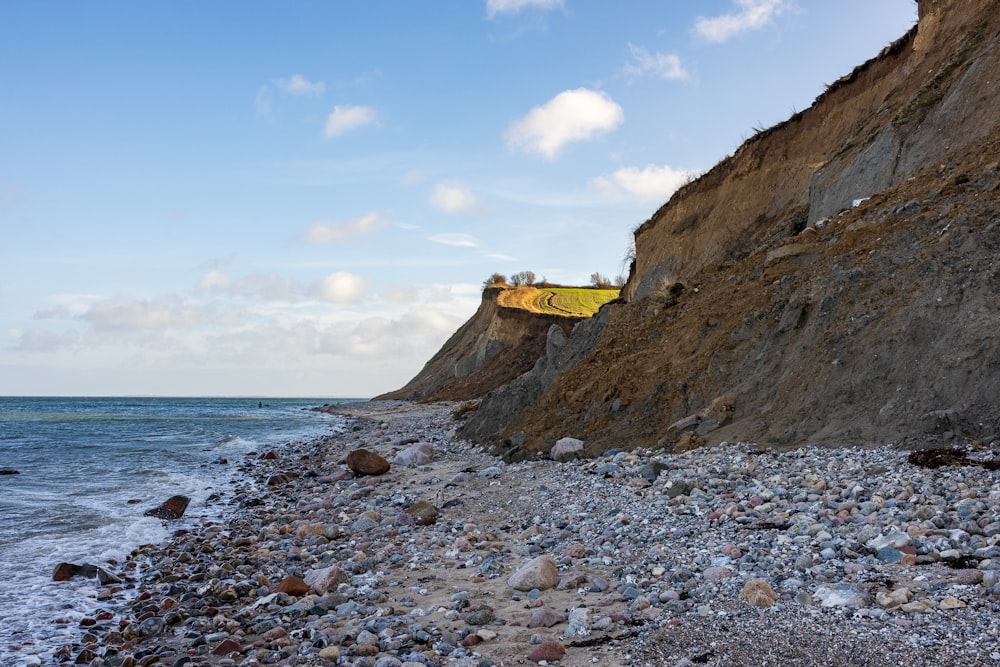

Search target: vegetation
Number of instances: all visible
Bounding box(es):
[497,285,618,317]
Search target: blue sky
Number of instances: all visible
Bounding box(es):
[0,0,917,397]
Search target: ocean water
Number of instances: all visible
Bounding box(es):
[0,396,357,666]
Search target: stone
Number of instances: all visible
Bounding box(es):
[740,578,777,608]
[508,555,559,591]
[304,565,349,595]
[275,576,309,596]
[866,531,910,551]
[814,584,870,608]
[954,569,983,585]
[664,479,693,498]
[702,566,731,582]
[939,596,966,609]
[465,608,495,625]
[0,469,19,475]
[211,638,241,656]
[638,461,668,483]
[527,606,565,628]
[260,450,280,460]
[550,437,584,462]
[143,495,190,520]
[319,646,341,660]
[97,567,121,585]
[527,640,565,663]
[566,606,590,637]
[405,500,440,520]
[876,547,904,563]
[346,449,390,476]
[394,441,434,467]
[52,562,82,581]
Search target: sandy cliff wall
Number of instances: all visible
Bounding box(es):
[461,0,1000,457]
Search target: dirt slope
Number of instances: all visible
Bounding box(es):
[460,0,1000,457]
[375,287,586,402]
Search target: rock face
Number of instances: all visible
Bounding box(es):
[346,449,390,476]
[376,286,585,402]
[456,0,1000,456]
[143,495,190,520]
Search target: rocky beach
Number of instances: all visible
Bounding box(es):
[38,401,1000,666]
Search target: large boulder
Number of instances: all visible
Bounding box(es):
[346,449,390,476]
[507,555,559,591]
[143,495,190,520]
[393,441,434,467]
[550,437,584,462]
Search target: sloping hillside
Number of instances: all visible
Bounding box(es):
[461,0,1000,458]
[376,286,614,402]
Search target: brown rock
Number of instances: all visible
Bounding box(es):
[260,450,280,460]
[528,640,565,662]
[143,495,190,520]
[211,638,242,656]
[740,578,777,608]
[508,555,559,591]
[275,575,309,596]
[346,448,390,476]
[53,562,82,581]
[406,500,440,519]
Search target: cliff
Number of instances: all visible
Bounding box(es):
[376,287,588,402]
[460,0,1000,458]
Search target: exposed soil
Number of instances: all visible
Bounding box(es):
[444,0,1000,459]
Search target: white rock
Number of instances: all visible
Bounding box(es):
[566,606,591,637]
[551,437,585,462]
[866,530,911,551]
[393,441,434,467]
[814,584,871,608]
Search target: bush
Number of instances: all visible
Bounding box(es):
[483,272,507,288]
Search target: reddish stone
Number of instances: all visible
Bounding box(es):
[261,450,280,460]
[275,575,309,596]
[211,638,242,656]
[528,640,566,662]
[346,449,390,476]
[143,495,190,520]
[53,562,81,581]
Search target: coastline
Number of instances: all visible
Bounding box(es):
[41,400,1000,666]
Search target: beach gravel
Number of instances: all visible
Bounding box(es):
[50,401,1000,667]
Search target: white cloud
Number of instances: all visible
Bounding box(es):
[624,44,688,81]
[307,212,389,243]
[324,105,377,138]
[275,74,325,95]
[592,164,692,201]
[197,269,231,291]
[486,0,563,18]
[430,182,478,214]
[694,0,788,43]
[506,88,624,160]
[428,233,481,248]
[83,296,204,331]
[319,271,367,303]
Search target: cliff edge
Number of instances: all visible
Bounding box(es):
[460,0,1000,457]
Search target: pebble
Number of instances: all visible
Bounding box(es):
[52,404,1000,667]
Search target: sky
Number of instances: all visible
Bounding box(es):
[0,0,918,398]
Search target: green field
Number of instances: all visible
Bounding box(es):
[497,286,618,317]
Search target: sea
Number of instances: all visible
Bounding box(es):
[0,396,359,666]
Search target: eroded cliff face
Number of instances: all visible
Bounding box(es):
[376,287,584,402]
[461,0,1000,457]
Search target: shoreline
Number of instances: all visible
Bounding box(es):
[41,401,1000,666]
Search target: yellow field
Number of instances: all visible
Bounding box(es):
[497,286,618,317]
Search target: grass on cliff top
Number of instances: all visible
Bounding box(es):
[496,285,619,317]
